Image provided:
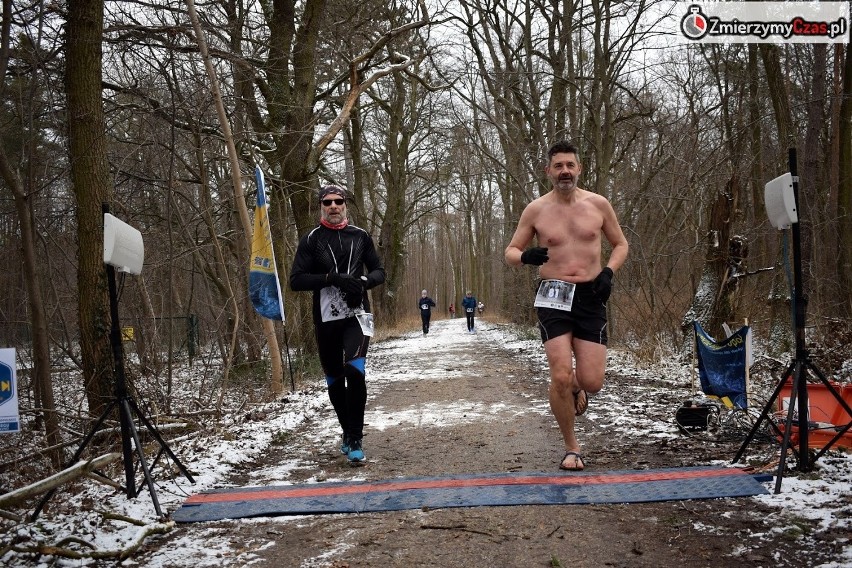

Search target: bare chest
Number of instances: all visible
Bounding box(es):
[534,202,603,248]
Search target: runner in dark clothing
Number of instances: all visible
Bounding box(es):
[418,289,436,334]
[289,185,385,465]
[462,290,477,333]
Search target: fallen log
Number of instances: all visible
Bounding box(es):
[0,452,121,509]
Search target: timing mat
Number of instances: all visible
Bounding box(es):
[171,466,770,523]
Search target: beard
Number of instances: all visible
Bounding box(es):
[556,176,576,190]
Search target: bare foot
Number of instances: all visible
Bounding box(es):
[573,389,588,416]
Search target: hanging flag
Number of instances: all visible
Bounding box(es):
[694,321,749,409]
[249,166,286,321]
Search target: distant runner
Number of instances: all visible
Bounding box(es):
[418,289,436,335]
[462,291,477,333]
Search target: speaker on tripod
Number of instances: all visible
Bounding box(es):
[33,205,194,519]
[733,148,852,493]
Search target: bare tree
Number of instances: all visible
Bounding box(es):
[0,0,63,467]
[0,139,61,469]
[185,0,284,395]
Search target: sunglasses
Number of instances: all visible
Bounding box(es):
[321,198,346,206]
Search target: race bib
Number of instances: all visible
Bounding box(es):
[534,279,576,311]
[319,286,359,322]
[355,311,374,337]
[466,307,474,313]
[421,304,429,310]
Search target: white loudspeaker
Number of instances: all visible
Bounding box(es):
[103,213,144,274]
[764,172,798,230]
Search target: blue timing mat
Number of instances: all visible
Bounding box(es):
[172,466,770,523]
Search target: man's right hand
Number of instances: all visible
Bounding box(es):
[520,247,549,266]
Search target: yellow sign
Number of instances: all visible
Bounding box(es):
[121,327,135,341]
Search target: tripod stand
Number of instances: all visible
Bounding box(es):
[733,149,852,493]
[33,208,194,520]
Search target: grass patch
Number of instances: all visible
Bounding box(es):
[373,313,423,341]
[502,322,539,342]
[270,430,293,446]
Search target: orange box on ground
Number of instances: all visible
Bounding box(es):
[777,379,852,450]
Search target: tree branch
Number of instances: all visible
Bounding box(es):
[313,0,431,160]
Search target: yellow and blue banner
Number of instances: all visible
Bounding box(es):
[249,166,285,321]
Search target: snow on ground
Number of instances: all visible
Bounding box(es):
[1,319,850,567]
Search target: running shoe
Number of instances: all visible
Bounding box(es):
[347,439,365,464]
[340,435,351,455]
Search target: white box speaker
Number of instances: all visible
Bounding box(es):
[764,173,798,230]
[103,213,144,274]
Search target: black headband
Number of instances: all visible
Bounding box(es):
[318,185,347,202]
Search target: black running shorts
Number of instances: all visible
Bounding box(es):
[536,281,608,345]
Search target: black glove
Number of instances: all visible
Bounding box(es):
[593,267,614,303]
[328,272,364,305]
[520,247,549,266]
[327,272,357,293]
[343,289,363,308]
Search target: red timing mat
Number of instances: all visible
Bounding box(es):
[172,466,770,523]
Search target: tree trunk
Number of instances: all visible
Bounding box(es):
[801,44,826,309]
[760,43,796,354]
[66,0,115,418]
[760,44,793,161]
[682,181,739,342]
[0,150,62,468]
[838,42,852,317]
[747,46,765,228]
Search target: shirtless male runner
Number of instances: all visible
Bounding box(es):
[505,141,628,471]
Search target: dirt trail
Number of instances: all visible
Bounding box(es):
[139,319,843,568]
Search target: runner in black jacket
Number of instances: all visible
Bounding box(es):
[418,290,436,334]
[289,185,385,465]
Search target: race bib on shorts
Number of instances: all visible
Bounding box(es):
[534,279,576,311]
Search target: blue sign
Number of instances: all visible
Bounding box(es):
[0,348,20,433]
[0,361,12,406]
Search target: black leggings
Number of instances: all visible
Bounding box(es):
[316,316,370,441]
[465,310,475,331]
[421,311,431,333]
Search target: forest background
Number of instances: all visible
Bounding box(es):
[1,0,852,476]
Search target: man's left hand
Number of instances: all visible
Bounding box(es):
[343,290,363,308]
[593,267,614,303]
